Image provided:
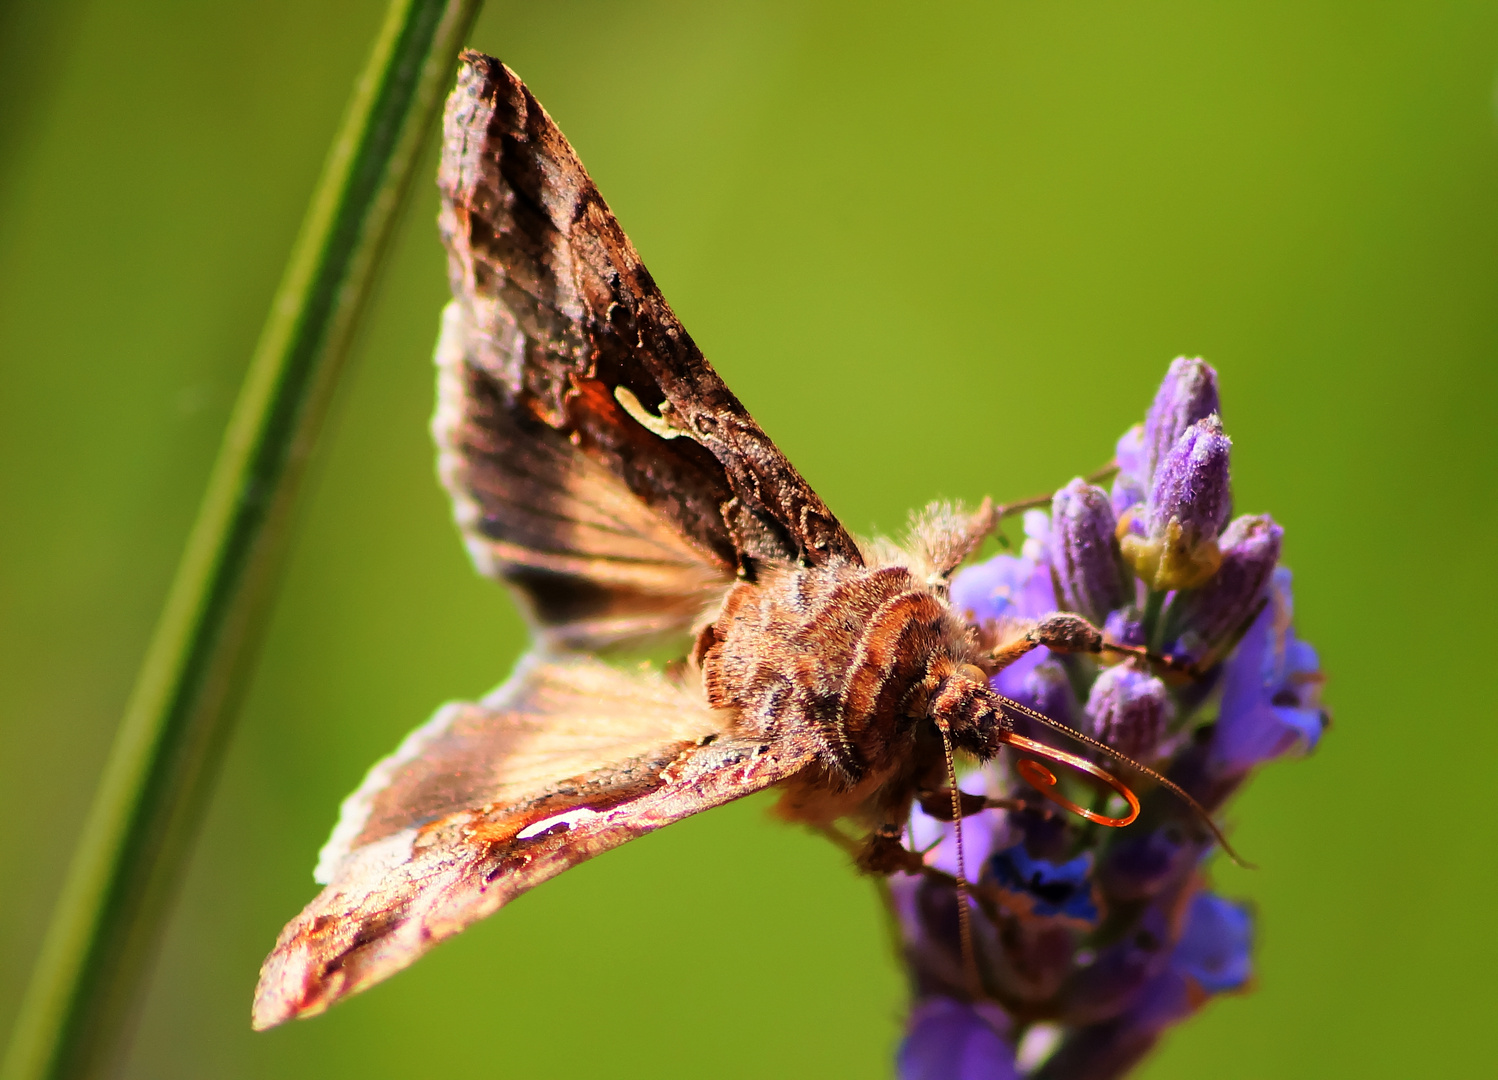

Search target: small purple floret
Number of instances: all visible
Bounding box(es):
[951,511,1059,625]
[985,844,1099,925]
[1211,569,1326,774]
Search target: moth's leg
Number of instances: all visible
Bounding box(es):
[853,825,927,876]
[914,789,1048,821]
[978,462,1121,550]
[988,612,1197,676]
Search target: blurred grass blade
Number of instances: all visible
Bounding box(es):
[0,1,482,1076]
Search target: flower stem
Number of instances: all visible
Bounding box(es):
[0,3,481,1077]
[1141,588,1167,653]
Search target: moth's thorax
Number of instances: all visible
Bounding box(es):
[697,557,990,792]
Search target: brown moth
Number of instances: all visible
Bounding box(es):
[252,50,1206,1030]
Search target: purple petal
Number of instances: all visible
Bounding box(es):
[1173,892,1253,993]
[1210,596,1326,774]
[951,551,1056,624]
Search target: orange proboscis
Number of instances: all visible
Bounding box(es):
[1001,731,1141,827]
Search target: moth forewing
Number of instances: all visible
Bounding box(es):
[432,301,735,652]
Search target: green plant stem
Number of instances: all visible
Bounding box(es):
[0,2,482,1077]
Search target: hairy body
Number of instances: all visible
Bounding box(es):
[701,556,1004,825]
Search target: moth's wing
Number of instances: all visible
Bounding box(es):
[439,50,861,595]
[435,302,732,650]
[252,654,814,1029]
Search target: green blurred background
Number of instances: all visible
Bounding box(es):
[3,1,1496,1076]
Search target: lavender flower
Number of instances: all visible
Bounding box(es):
[892,358,1325,1080]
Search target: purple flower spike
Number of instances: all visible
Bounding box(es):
[1144,357,1220,482]
[1052,479,1123,624]
[1085,662,1173,759]
[889,358,1323,1080]
[1178,514,1283,653]
[1122,416,1232,590]
[899,998,1020,1080]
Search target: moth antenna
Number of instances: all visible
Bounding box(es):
[996,695,1254,870]
[934,717,982,999]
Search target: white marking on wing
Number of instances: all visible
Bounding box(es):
[515,807,600,840]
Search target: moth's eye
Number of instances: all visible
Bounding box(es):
[956,663,989,686]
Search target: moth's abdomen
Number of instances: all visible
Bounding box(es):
[699,561,975,783]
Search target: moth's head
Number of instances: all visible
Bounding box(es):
[925,661,1010,757]
[926,661,1147,833]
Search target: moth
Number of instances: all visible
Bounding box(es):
[252,50,1225,1030]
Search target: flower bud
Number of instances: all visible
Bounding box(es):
[1148,415,1232,539]
[1176,514,1282,649]
[1143,357,1220,482]
[1051,479,1123,624]
[1085,662,1173,759]
[1120,416,1232,590]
